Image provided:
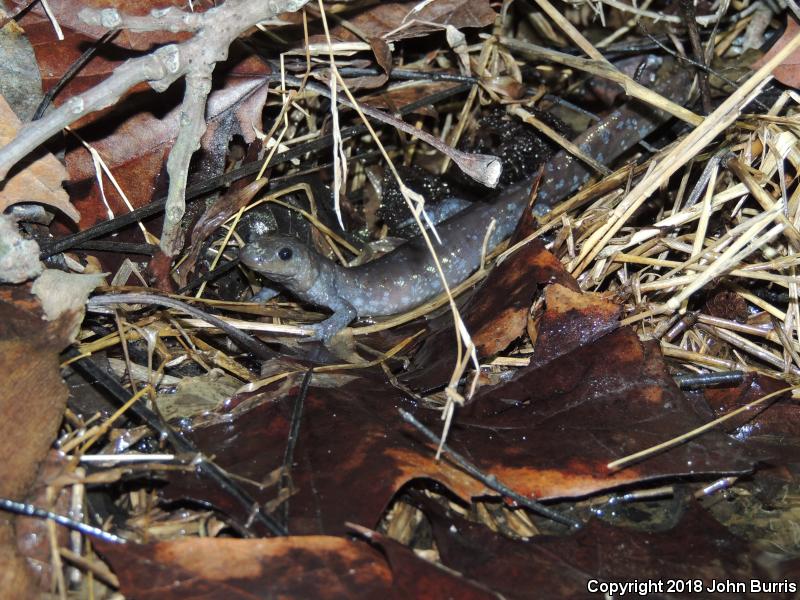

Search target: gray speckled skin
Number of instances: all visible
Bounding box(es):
[536,56,693,212]
[239,188,527,340]
[241,57,692,340]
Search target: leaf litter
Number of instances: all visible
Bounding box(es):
[2,0,800,598]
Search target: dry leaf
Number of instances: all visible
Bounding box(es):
[0,214,42,283]
[31,269,106,343]
[0,94,79,222]
[751,19,800,88]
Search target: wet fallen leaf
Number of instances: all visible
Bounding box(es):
[97,530,494,599]
[399,240,589,391]
[450,326,753,499]
[528,283,620,369]
[701,373,800,461]
[98,536,393,599]
[163,376,480,534]
[417,494,798,599]
[162,324,753,534]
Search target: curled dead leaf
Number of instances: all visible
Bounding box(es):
[0,94,79,222]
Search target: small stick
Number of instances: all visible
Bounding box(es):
[87,292,276,358]
[608,386,795,471]
[673,370,745,389]
[279,368,313,529]
[0,498,127,544]
[398,409,580,529]
[679,0,713,114]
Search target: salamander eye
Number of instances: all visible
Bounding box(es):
[278,247,293,261]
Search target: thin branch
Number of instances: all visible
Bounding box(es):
[0,0,312,256]
[0,498,127,545]
[679,0,713,113]
[398,408,580,529]
[39,83,470,259]
[66,348,288,537]
[161,72,212,253]
[0,53,170,178]
[78,6,204,32]
[279,368,313,529]
[86,292,275,359]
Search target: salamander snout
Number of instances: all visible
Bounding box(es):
[239,243,266,270]
[239,236,312,286]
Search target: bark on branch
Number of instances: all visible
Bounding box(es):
[0,0,310,255]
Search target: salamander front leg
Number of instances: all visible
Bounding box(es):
[252,285,280,302]
[307,301,358,342]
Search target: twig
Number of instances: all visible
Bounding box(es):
[0,0,36,29]
[673,371,744,389]
[72,241,157,255]
[0,0,312,256]
[86,292,275,359]
[66,349,288,537]
[0,497,127,544]
[177,258,241,295]
[39,82,471,259]
[679,0,713,114]
[279,368,313,529]
[337,66,478,83]
[398,408,580,529]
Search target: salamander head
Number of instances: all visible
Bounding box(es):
[240,236,320,293]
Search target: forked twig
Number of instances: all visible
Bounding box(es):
[0,0,311,255]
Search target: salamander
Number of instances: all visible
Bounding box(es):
[240,57,692,341]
